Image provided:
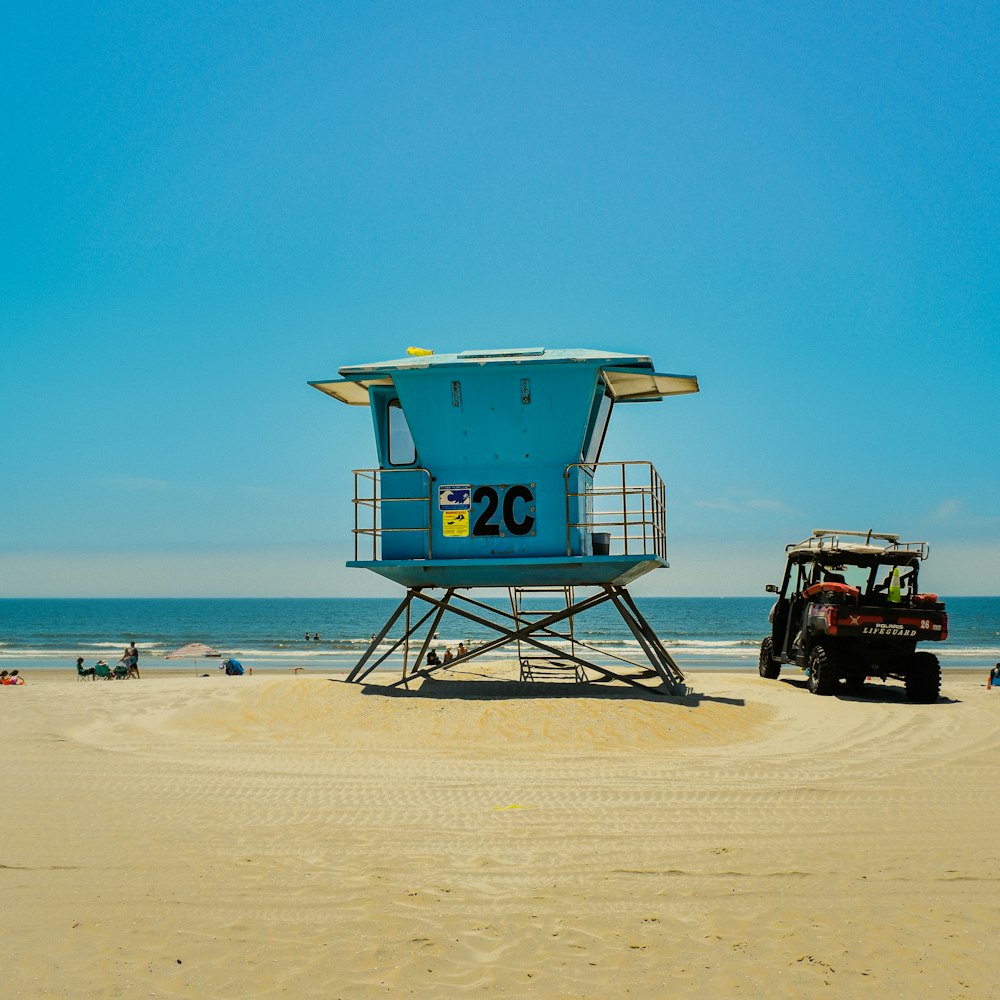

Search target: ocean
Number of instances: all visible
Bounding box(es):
[2,596,998,673]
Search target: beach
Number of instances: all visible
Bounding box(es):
[1,667,996,998]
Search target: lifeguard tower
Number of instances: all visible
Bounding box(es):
[310,347,698,694]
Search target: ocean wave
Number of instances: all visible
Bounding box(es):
[664,639,760,652]
[931,646,1000,659]
[4,637,996,665]
[669,646,758,659]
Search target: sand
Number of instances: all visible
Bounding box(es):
[0,666,997,999]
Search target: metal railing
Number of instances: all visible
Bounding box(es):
[352,467,433,561]
[351,461,668,563]
[563,461,667,560]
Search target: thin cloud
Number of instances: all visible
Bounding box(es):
[696,496,797,515]
[104,475,171,493]
[931,499,963,521]
[747,498,797,514]
[927,498,1000,533]
[695,499,744,513]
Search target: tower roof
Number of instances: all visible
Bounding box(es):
[311,346,698,405]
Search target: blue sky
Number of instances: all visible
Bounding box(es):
[2,1,997,597]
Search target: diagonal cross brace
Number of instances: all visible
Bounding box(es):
[345,585,686,695]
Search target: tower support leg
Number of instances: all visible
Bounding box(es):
[345,585,687,695]
[347,589,438,684]
[605,586,686,692]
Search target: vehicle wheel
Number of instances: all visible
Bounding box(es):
[905,651,941,703]
[807,645,839,696]
[758,637,781,679]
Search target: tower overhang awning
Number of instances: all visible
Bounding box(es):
[601,368,700,402]
[309,377,394,406]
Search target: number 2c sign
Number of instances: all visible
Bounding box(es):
[471,485,536,537]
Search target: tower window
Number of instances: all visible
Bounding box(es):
[582,388,613,464]
[387,400,416,466]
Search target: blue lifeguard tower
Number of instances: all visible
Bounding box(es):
[310,347,698,693]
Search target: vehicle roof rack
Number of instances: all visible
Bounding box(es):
[786,530,929,561]
[812,528,899,543]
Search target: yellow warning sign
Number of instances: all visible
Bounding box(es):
[442,510,470,537]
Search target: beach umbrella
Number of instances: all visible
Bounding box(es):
[166,642,222,674]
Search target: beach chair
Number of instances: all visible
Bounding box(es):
[77,662,96,681]
[95,662,112,680]
[113,663,129,679]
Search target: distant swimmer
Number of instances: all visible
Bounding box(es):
[313,633,320,641]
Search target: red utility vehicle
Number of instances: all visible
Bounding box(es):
[759,530,947,702]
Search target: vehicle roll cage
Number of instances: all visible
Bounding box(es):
[778,547,924,599]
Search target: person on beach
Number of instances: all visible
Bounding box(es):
[988,663,1000,690]
[0,670,7,684]
[116,647,133,679]
[127,641,140,679]
[4,670,25,685]
[443,647,454,664]
[426,649,440,667]
[457,642,468,657]
[77,657,96,680]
